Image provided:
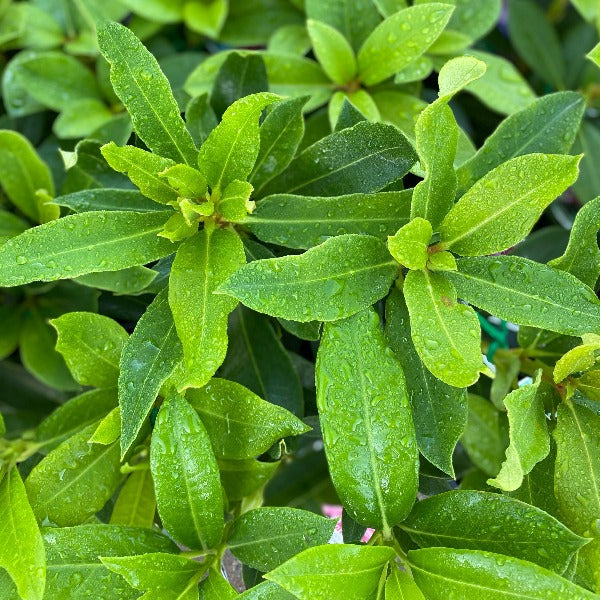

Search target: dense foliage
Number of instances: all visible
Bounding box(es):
[1,0,600,598]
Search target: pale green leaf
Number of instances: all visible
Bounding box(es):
[110,469,156,529]
[307,19,357,84]
[388,217,432,270]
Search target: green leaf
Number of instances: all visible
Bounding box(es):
[266,545,394,600]
[97,22,197,165]
[402,490,586,574]
[246,190,411,250]
[259,121,417,197]
[408,548,597,599]
[169,227,245,391]
[436,54,487,100]
[385,288,467,477]
[357,4,454,86]
[184,0,228,38]
[0,130,56,223]
[198,92,280,193]
[456,92,586,193]
[307,19,357,85]
[238,580,296,599]
[249,96,308,193]
[219,234,398,322]
[101,143,179,205]
[43,524,177,600]
[110,469,156,529]
[316,307,418,530]
[150,393,224,550]
[220,307,304,416]
[549,196,600,289]
[488,373,550,491]
[187,378,309,459]
[385,567,425,600]
[119,289,182,457]
[334,98,368,131]
[51,312,128,388]
[89,407,121,445]
[227,507,336,572]
[186,93,218,148]
[101,553,203,596]
[440,154,580,256]
[219,458,280,502]
[25,424,122,526]
[404,269,484,387]
[388,217,432,270]
[0,210,174,287]
[508,0,565,89]
[75,266,158,295]
[444,256,600,336]
[0,209,28,245]
[54,189,164,214]
[0,467,45,600]
[199,569,238,600]
[53,99,113,140]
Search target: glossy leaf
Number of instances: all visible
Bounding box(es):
[316,307,418,530]
[150,393,224,550]
[387,217,432,270]
[97,22,197,165]
[385,568,425,600]
[219,458,280,502]
[110,469,156,529]
[53,189,164,214]
[219,234,398,322]
[307,19,357,84]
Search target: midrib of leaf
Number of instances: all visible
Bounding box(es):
[108,39,192,166]
[228,529,320,550]
[194,404,287,432]
[63,334,119,375]
[246,215,399,225]
[123,470,150,527]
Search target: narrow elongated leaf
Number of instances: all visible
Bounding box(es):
[0,467,45,600]
[227,507,336,572]
[219,234,398,322]
[409,548,597,600]
[26,424,122,526]
[246,191,411,249]
[119,289,182,457]
[198,92,280,192]
[440,154,580,256]
[457,92,586,192]
[488,373,550,491]
[549,196,600,289]
[0,130,56,223]
[402,490,586,574]
[445,256,600,336]
[259,121,417,197]
[150,393,224,550]
[357,4,454,85]
[307,19,357,84]
[187,378,308,459]
[385,568,425,600]
[110,469,156,528]
[404,269,484,388]
[97,22,197,165]
[250,96,308,193]
[169,227,245,391]
[265,545,395,600]
[385,288,467,477]
[316,308,418,530]
[51,312,128,388]
[0,210,174,287]
[54,189,164,213]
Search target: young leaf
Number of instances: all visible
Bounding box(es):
[0,467,45,600]
[409,548,597,600]
[316,308,419,531]
[238,580,297,599]
[119,289,182,457]
[150,393,224,550]
[488,373,550,491]
[227,507,336,572]
[101,143,179,205]
[457,92,586,192]
[385,568,425,600]
[89,407,121,445]
[51,312,128,388]
[385,288,467,477]
[259,121,417,197]
[97,22,197,165]
[0,130,56,223]
[549,196,600,289]
[445,256,600,336]
[265,545,395,600]
[357,4,454,85]
[401,490,586,574]
[25,424,122,526]
[0,210,174,287]
[169,227,245,391]
[110,469,156,529]
[440,154,580,256]
[218,234,398,322]
[307,19,357,84]
[403,269,484,388]
[246,190,411,250]
[198,92,280,193]
[436,55,487,100]
[199,569,238,600]
[187,378,309,459]
[387,217,432,270]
